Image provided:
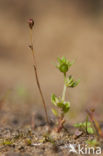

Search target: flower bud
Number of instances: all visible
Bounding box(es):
[28,18,34,29]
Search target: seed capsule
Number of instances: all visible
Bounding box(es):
[28,45,33,51]
[28,19,34,29]
[59,64,68,74]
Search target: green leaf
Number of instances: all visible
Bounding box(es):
[51,108,58,116]
[51,94,56,105]
[57,102,64,108]
[62,102,70,113]
[68,60,75,66]
[83,121,91,127]
[83,121,94,134]
[74,122,82,128]
[87,127,94,134]
[86,139,99,147]
[74,121,94,134]
[57,57,63,65]
[51,93,70,115]
[51,94,59,106]
[65,76,80,88]
[71,79,80,88]
[61,56,66,63]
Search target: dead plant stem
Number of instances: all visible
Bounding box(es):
[29,29,49,124]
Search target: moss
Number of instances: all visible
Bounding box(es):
[2,139,13,146]
[25,138,32,146]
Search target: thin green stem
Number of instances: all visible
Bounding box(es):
[62,74,67,101]
[62,84,67,101]
[57,74,67,132]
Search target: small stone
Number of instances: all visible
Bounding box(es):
[73,129,83,139]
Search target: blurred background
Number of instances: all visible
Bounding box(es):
[0,0,103,126]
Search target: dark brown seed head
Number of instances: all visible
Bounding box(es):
[28,45,33,51]
[28,18,34,29]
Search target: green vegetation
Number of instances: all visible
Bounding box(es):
[51,57,80,132]
[86,139,100,147]
[2,139,13,146]
[74,121,94,134]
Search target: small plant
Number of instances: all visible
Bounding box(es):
[86,139,100,147]
[74,121,94,134]
[51,57,80,132]
[74,108,103,137]
[86,108,103,138]
[41,134,55,144]
[25,138,32,146]
[2,139,13,146]
[28,19,49,124]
